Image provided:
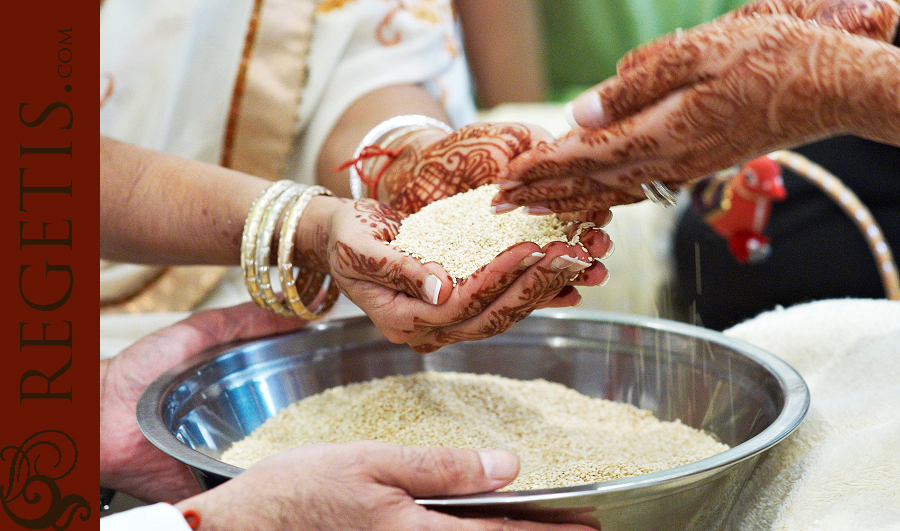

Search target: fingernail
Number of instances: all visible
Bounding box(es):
[563,100,578,130]
[478,449,518,481]
[567,91,606,129]
[551,255,591,271]
[601,240,616,260]
[489,203,517,215]
[520,252,545,268]
[572,292,583,306]
[523,206,554,216]
[599,270,611,286]
[497,180,521,191]
[600,210,614,228]
[424,274,442,305]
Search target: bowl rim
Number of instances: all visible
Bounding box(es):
[136,309,810,505]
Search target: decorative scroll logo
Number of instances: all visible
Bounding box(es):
[1,430,90,529]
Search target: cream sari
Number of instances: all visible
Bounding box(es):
[99,0,477,317]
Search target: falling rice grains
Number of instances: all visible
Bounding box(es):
[389,184,592,280]
[221,372,730,491]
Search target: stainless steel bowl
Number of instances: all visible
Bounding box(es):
[137,310,808,530]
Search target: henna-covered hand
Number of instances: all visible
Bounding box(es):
[300,196,612,353]
[381,122,558,214]
[492,0,900,213]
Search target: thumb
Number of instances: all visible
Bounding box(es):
[369,444,521,498]
[566,30,695,130]
[345,236,453,305]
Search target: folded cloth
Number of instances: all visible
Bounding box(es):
[722,298,900,531]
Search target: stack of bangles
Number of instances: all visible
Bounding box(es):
[340,114,454,200]
[241,180,340,319]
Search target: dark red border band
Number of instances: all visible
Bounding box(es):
[2,2,97,530]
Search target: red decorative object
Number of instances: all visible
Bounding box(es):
[690,156,787,264]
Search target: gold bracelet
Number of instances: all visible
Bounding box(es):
[241,180,295,312]
[277,185,337,319]
[254,183,309,316]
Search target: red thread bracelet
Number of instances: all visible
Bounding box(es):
[335,145,400,201]
[182,508,201,530]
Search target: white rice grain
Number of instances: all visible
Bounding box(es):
[390,184,588,280]
[221,371,728,491]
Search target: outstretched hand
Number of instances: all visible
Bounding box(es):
[492,0,900,213]
[381,121,560,215]
[175,441,596,531]
[309,196,612,353]
[99,302,308,503]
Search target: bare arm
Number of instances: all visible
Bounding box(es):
[455,0,548,108]
[315,84,451,197]
[100,135,269,265]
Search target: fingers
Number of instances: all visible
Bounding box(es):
[566,227,613,287]
[494,141,654,211]
[335,235,454,305]
[566,28,705,129]
[406,242,595,353]
[810,0,900,41]
[364,442,520,497]
[347,442,598,531]
[729,0,900,41]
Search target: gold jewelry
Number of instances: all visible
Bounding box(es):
[277,185,338,319]
[253,183,308,315]
[241,180,340,319]
[241,180,296,313]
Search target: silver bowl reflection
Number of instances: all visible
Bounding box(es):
[137,310,808,530]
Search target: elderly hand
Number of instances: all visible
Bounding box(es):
[299,195,612,353]
[99,302,308,503]
[492,0,900,213]
[175,441,596,531]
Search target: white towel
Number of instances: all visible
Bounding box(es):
[722,298,900,530]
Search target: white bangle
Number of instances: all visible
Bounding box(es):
[348,115,453,199]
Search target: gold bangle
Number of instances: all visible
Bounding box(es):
[241,180,295,312]
[254,183,309,316]
[277,185,335,319]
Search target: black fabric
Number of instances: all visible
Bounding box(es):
[673,136,900,331]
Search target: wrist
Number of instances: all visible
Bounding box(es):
[240,180,338,319]
[377,128,448,203]
[294,194,345,272]
[174,496,215,531]
[341,115,453,200]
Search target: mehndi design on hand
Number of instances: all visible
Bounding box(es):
[492,0,900,213]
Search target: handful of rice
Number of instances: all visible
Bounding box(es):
[390,184,590,279]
